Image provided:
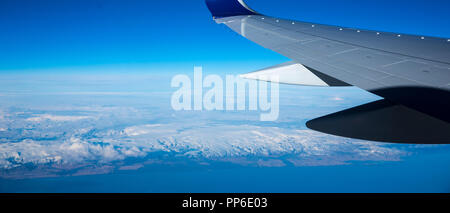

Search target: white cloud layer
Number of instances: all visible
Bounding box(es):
[0,121,406,172]
[0,84,416,179]
[26,114,91,122]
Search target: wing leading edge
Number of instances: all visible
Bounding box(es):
[205,0,450,144]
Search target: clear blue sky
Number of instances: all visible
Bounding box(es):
[0,0,449,72]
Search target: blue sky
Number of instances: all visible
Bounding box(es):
[0,0,449,72]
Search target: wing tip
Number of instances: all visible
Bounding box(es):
[205,0,259,18]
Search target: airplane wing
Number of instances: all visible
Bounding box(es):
[205,0,450,144]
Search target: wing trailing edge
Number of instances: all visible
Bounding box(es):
[240,61,351,87]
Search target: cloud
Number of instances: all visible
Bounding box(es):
[123,124,164,136]
[0,101,414,179]
[0,123,408,175]
[0,71,442,181]
[0,137,146,170]
[26,114,91,122]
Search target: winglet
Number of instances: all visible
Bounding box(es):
[205,0,259,18]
